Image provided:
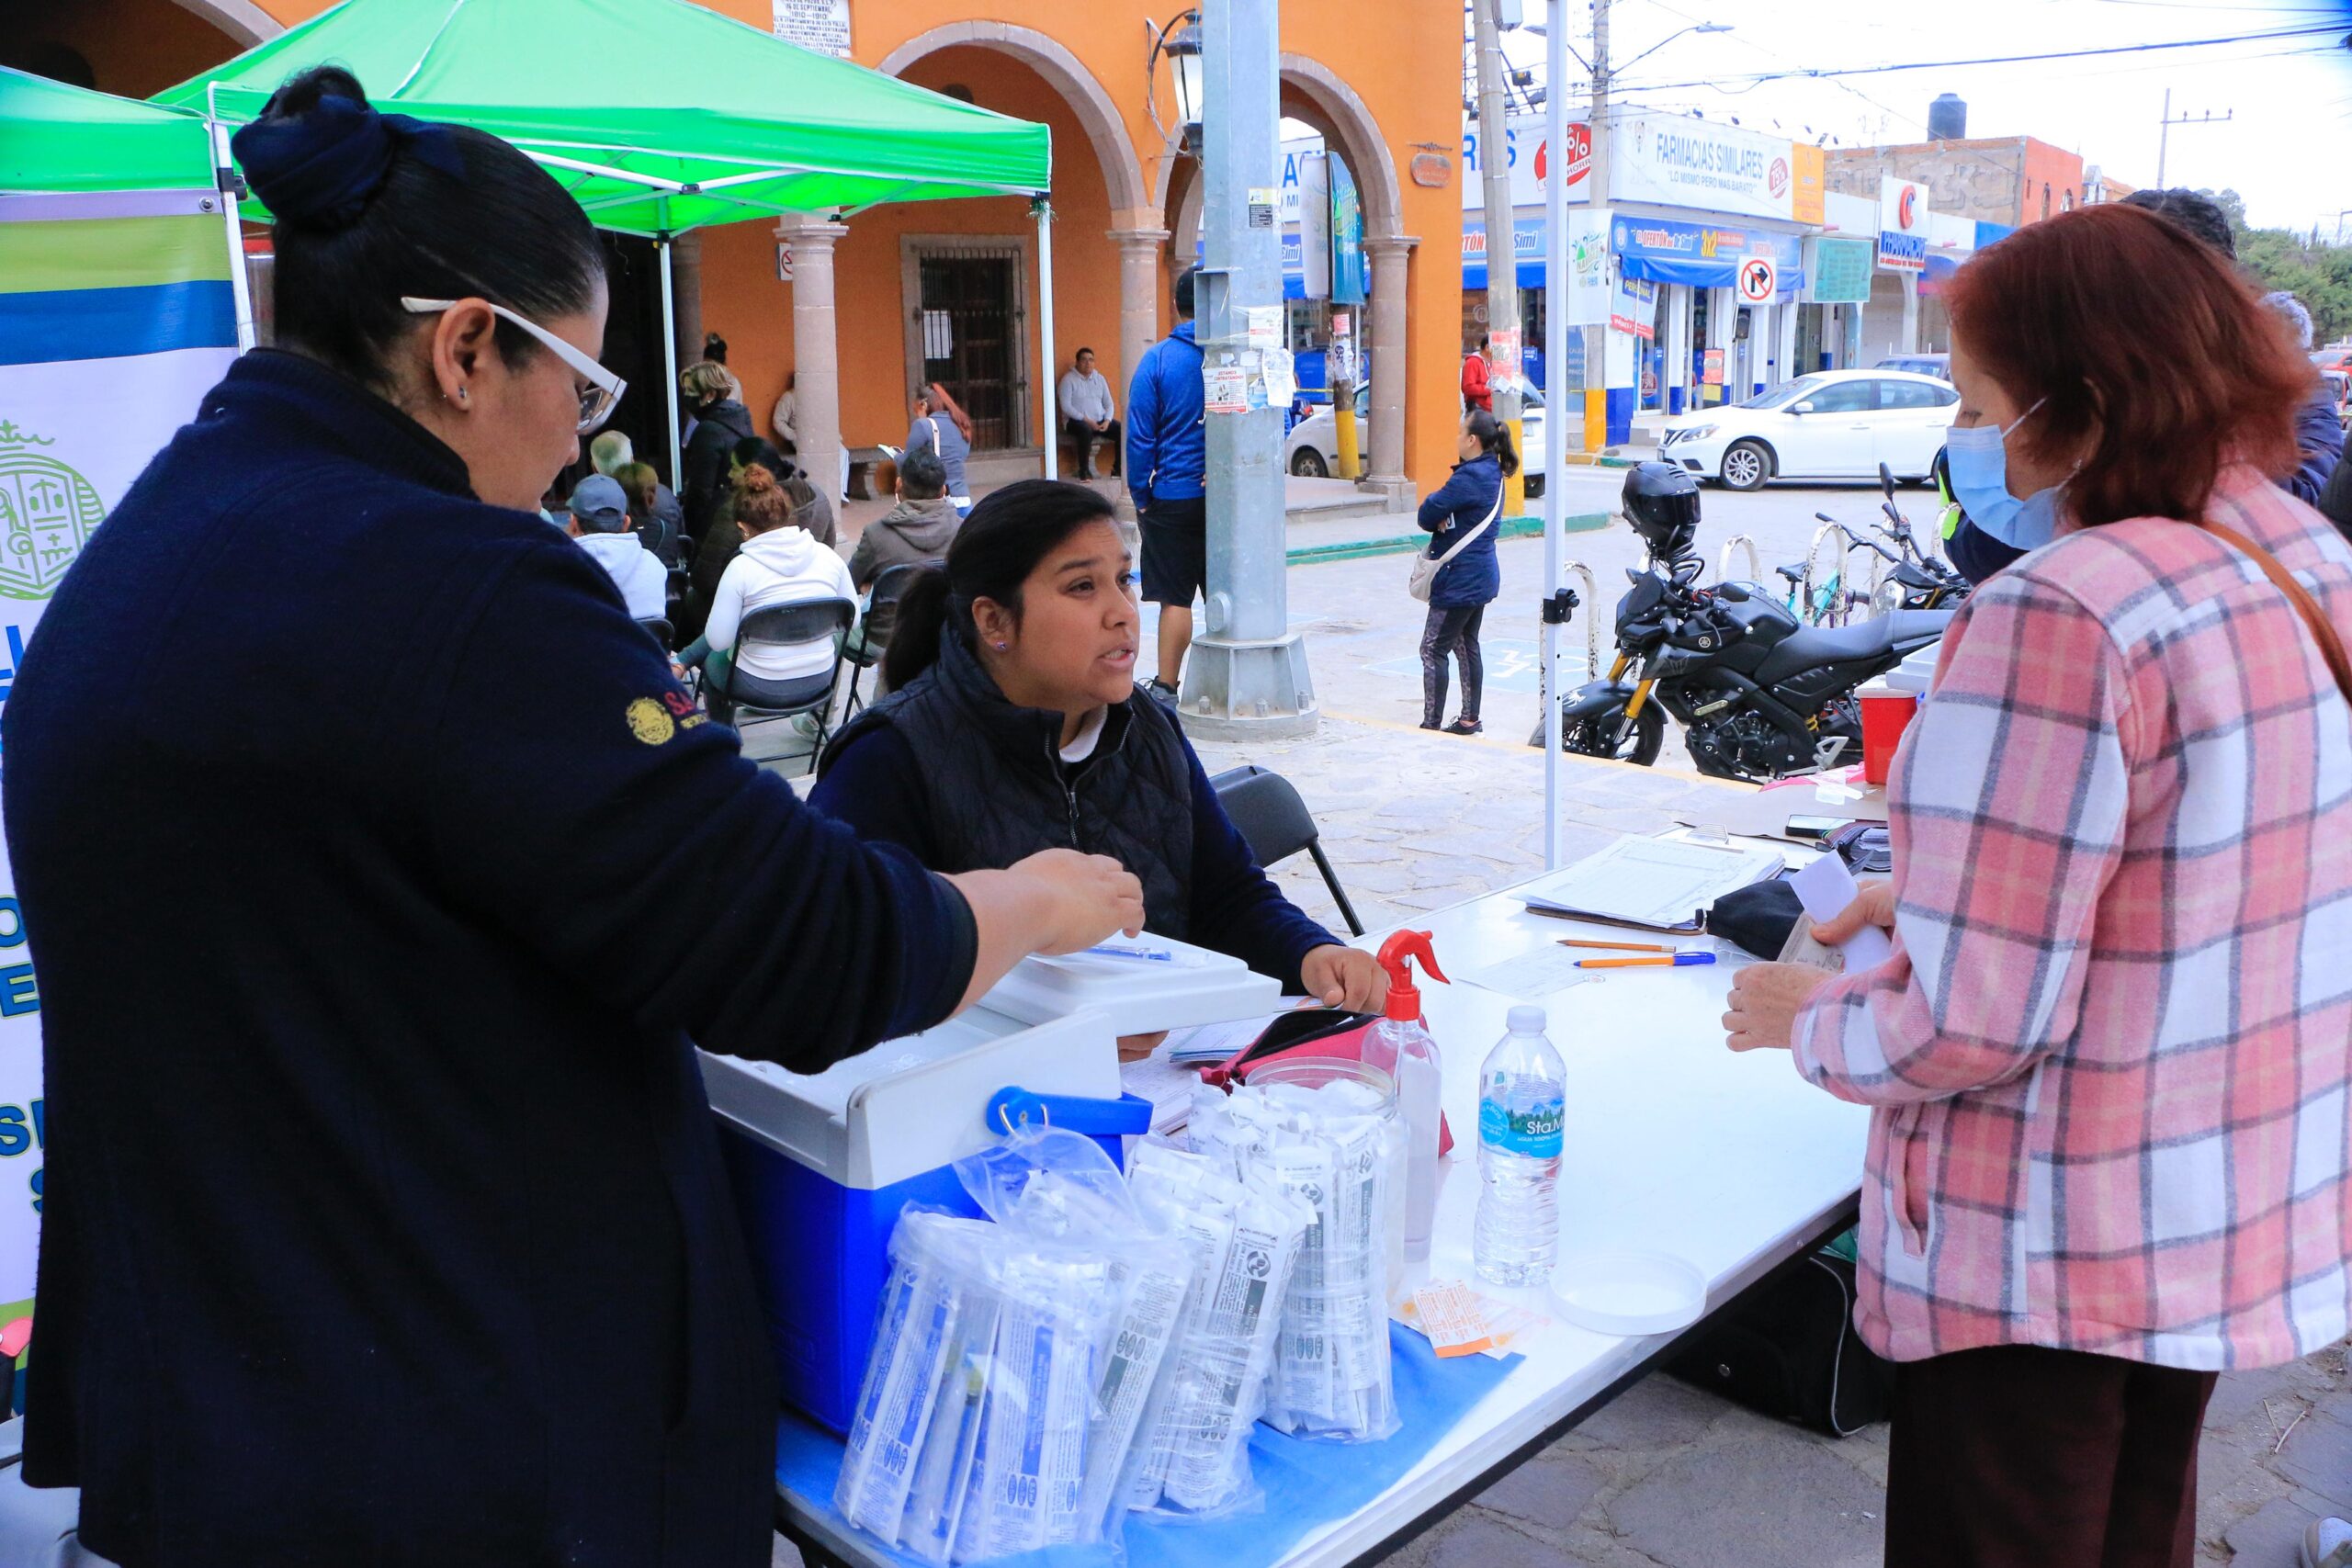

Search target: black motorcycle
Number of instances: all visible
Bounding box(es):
[1556,547,1951,781]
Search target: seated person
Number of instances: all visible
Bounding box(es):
[564,474,666,620]
[613,459,686,569]
[907,384,973,516]
[675,464,855,721]
[809,479,1384,1011]
[683,439,830,643]
[849,446,961,591]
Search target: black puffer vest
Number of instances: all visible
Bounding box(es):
[820,628,1195,937]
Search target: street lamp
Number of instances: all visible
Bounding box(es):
[1611,21,1731,79]
[1148,12,1204,150]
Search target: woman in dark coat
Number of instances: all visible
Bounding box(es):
[1415,409,1516,734]
[678,359,754,540]
[1,68,1138,1568]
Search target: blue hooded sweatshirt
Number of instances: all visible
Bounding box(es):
[1125,321,1205,511]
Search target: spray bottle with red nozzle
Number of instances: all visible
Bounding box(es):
[1365,930,1449,1264]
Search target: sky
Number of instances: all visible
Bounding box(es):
[1484,0,2352,235]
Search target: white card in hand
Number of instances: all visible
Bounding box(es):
[1788,854,1894,973]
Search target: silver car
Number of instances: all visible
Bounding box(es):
[1284,384,1548,491]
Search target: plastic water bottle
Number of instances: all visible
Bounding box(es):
[1474,1005,1566,1287]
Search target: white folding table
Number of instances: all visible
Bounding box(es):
[775,865,1870,1568]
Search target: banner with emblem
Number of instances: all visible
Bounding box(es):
[0,187,240,1394]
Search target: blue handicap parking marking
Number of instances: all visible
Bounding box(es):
[1363,637,1589,694]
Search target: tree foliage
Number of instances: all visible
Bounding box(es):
[2205,186,2352,346]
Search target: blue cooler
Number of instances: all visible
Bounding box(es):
[702,1007,1145,1432]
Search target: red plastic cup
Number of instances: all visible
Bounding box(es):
[1858,684,1918,785]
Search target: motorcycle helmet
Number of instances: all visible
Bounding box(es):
[1621,460,1702,560]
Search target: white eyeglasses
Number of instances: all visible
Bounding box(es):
[401,296,627,434]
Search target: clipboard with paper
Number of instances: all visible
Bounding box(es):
[1520,835,1785,932]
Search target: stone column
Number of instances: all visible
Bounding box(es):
[779,217,849,502]
[1107,222,1170,526]
[1108,222,1170,423]
[670,232,705,379]
[1363,233,1417,504]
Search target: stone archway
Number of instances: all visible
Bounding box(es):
[877,23,1162,470]
[1153,54,1415,495]
[168,0,277,46]
[878,24,1148,217]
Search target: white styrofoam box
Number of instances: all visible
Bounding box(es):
[699,1004,1120,1190]
[979,932,1283,1035]
[1885,641,1941,694]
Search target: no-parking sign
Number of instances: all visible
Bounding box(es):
[1736,256,1778,304]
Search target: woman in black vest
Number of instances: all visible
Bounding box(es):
[811,480,1385,1012]
[2,70,1140,1568]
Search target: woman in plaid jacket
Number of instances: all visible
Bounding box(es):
[1724,203,2346,1567]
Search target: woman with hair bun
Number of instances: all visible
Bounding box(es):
[673,462,855,725]
[0,66,1139,1567]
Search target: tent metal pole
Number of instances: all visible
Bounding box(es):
[658,229,682,488]
[1036,197,1057,480]
[208,84,255,353]
[1542,0,1568,866]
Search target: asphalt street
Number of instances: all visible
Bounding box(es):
[1140,469,1945,770]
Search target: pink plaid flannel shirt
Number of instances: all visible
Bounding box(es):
[1792,468,2352,1371]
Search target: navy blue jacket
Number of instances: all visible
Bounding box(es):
[808,685,1336,993]
[6,350,976,1568]
[1125,321,1205,511]
[1417,454,1506,608]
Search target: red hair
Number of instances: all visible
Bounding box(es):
[1945,202,2312,527]
[734,464,797,534]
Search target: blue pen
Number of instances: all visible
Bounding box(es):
[1083,943,1174,963]
[1573,951,1718,970]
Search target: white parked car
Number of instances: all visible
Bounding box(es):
[1286,384,1548,491]
[1656,368,1958,491]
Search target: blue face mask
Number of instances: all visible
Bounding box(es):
[1944,397,2059,550]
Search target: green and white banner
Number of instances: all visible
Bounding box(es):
[0,187,241,1378]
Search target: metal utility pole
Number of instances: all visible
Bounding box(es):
[1182,0,1317,739]
[1582,0,1611,456]
[2155,88,2232,189]
[1471,0,1524,514]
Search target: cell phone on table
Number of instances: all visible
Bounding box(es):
[1785,815,1852,840]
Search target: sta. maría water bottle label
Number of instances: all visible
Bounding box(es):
[1479,1096,1564,1158]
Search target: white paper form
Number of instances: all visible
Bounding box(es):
[1457,946,1601,1002]
[1522,836,1783,931]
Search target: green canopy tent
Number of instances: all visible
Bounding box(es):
[156,0,1063,480]
[0,65,216,194]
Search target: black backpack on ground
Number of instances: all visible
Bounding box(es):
[1663,1242,1894,1438]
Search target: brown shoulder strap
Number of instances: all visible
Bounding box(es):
[2201,519,2352,706]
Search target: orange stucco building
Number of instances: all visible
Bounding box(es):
[13,0,1464,503]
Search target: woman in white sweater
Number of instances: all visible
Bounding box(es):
[675,464,854,711]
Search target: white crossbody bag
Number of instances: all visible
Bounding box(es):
[1408,485,1504,603]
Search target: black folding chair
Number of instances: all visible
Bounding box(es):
[635,615,674,652]
[705,598,856,747]
[1207,763,1364,937]
[842,560,933,718]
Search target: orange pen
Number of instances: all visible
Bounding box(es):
[1572,953,1720,970]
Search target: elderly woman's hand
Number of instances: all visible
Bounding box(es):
[1724,962,1836,1053]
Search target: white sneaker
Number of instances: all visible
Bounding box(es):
[2303,1517,2352,1568]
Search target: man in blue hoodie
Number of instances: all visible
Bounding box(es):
[1126,266,1208,699]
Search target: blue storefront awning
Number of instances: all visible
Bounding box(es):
[1610,214,1804,296]
[1460,215,1545,293]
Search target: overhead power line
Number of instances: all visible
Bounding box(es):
[1618,22,2346,93]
